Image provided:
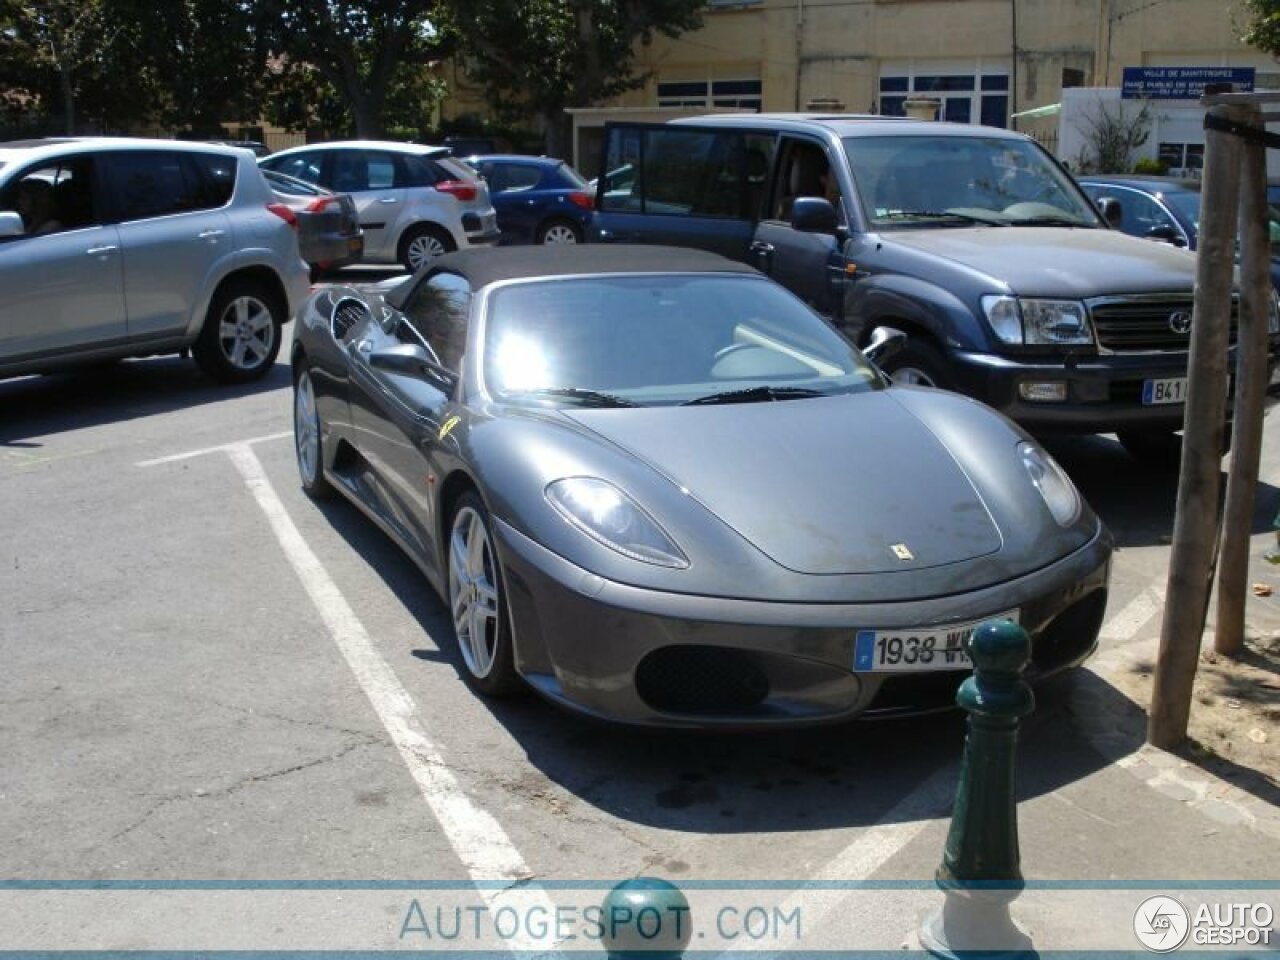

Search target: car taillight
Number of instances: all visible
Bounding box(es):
[567,191,593,210]
[305,196,340,213]
[436,179,477,202]
[266,202,298,229]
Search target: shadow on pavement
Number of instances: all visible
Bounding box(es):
[1046,433,1280,549]
[0,353,292,445]
[307,489,1144,837]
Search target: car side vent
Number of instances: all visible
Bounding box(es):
[332,296,370,342]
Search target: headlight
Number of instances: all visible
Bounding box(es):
[1018,442,1081,527]
[982,296,1094,346]
[545,477,688,568]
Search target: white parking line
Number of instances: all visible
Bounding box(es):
[1099,583,1167,642]
[137,431,291,467]
[220,443,560,956]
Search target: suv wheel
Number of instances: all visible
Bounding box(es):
[879,338,949,389]
[192,278,283,383]
[399,225,455,272]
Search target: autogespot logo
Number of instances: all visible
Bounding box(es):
[1134,895,1191,952]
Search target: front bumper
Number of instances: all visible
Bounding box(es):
[949,345,1280,434]
[494,519,1113,728]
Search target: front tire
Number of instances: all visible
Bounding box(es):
[447,492,521,696]
[537,219,583,244]
[399,224,455,272]
[192,278,283,383]
[878,337,950,388]
[294,365,334,499]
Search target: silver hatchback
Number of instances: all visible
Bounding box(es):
[0,138,310,383]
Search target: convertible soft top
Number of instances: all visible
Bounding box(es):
[388,244,759,308]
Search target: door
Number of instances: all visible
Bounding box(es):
[349,270,469,570]
[326,148,406,260]
[101,150,232,342]
[750,136,849,319]
[0,154,127,364]
[592,123,769,261]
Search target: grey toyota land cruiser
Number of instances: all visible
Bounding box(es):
[588,114,1280,461]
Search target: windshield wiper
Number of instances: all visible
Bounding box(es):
[682,385,826,406]
[514,386,637,408]
[880,210,1008,226]
[1007,215,1092,227]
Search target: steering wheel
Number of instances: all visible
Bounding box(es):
[713,342,757,361]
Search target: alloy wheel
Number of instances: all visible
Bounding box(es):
[294,370,321,485]
[448,506,501,679]
[406,233,447,271]
[216,294,276,371]
[541,223,579,244]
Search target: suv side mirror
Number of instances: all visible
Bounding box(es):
[0,211,24,238]
[791,196,839,235]
[1146,223,1186,246]
[1096,196,1123,229]
[863,326,907,368]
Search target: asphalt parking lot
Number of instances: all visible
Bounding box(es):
[3,282,1278,948]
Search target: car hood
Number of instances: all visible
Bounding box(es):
[563,392,1002,575]
[886,226,1198,297]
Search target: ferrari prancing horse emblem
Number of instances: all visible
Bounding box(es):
[891,543,914,561]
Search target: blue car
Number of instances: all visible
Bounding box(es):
[465,155,593,245]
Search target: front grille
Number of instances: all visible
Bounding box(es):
[1090,297,1238,353]
[635,646,770,715]
[332,297,370,341]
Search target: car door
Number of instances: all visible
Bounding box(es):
[0,153,127,364]
[591,123,766,261]
[349,270,468,570]
[480,160,547,242]
[326,148,405,260]
[100,150,233,343]
[750,135,849,320]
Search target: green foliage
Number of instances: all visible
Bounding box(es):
[444,0,704,154]
[1132,156,1169,175]
[1072,98,1153,174]
[1240,0,1280,55]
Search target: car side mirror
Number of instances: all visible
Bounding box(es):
[1096,196,1123,229]
[1146,223,1185,246]
[368,343,457,389]
[791,196,839,235]
[863,326,907,368]
[0,211,24,238]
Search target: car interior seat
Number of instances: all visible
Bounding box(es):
[778,146,828,220]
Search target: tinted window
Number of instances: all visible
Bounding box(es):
[401,271,472,371]
[105,151,207,221]
[399,154,439,188]
[267,151,324,184]
[0,156,96,235]
[486,163,543,193]
[186,152,237,208]
[600,127,746,218]
[483,275,880,406]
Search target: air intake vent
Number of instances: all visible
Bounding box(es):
[332,296,370,342]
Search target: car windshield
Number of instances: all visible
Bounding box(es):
[482,274,883,407]
[845,135,1100,229]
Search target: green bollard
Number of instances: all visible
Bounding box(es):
[920,619,1037,959]
[600,876,691,960]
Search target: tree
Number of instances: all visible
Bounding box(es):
[1239,0,1280,56]
[1070,96,1152,174]
[446,0,705,158]
[260,0,451,138]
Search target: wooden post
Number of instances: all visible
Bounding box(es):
[1148,104,1246,749]
[1216,104,1273,656]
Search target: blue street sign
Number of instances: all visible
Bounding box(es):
[1121,66,1255,100]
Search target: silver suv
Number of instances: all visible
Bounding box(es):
[0,137,310,383]
[260,140,500,271]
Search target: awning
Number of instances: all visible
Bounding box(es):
[1011,102,1062,120]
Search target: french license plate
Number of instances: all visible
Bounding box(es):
[1142,377,1187,405]
[853,611,1019,673]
